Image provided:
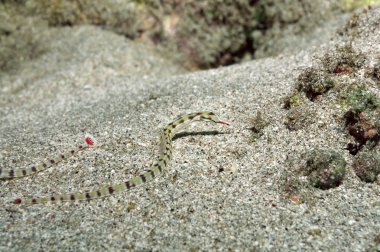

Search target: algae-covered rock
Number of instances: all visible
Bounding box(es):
[353,151,380,182]
[296,68,335,101]
[303,149,346,190]
[285,107,314,131]
[344,85,380,154]
[248,111,269,141]
[373,62,380,80]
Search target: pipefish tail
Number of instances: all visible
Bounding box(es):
[0,134,95,179]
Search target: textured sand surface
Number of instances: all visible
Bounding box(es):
[0,8,379,251]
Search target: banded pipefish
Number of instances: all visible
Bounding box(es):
[6,112,229,204]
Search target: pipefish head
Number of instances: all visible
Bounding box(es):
[199,112,230,125]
